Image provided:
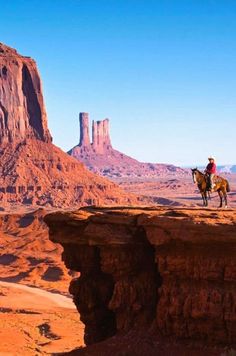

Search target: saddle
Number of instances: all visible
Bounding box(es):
[205,174,222,190]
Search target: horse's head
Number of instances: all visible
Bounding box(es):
[191,168,198,183]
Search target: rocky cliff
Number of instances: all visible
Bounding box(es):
[69,113,187,179]
[45,207,236,352]
[0,43,52,144]
[0,44,136,207]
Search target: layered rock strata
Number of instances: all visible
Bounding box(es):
[45,207,236,348]
[0,139,137,207]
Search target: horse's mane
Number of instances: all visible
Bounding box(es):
[193,168,204,175]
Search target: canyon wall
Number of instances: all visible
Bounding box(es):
[45,207,236,348]
[0,43,52,144]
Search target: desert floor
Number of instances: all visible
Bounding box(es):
[0,281,84,355]
[115,174,236,208]
[0,207,84,355]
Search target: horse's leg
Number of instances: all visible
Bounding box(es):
[222,187,228,208]
[218,190,223,208]
[202,191,208,206]
[205,191,208,207]
[224,193,228,208]
[201,192,206,206]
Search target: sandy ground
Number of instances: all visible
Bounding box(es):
[0,281,84,355]
[0,281,74,309]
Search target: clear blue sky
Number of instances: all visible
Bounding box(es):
[1,0,236,166]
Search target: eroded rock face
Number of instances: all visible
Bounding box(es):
[70,113,112,155]
[0,139,137,207]
[0,43,52,144]
[79,113,90,147]
[45,207,236,347]
[63,243,158,345]
[92,118,111,153]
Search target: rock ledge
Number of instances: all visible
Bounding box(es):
[45,207,236,347]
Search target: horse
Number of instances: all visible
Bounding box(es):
[191,168,230,208]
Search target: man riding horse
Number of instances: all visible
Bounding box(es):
[205,156,216,192]
[191,157,230,208]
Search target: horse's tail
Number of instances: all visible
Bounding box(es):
[226,180,231,192]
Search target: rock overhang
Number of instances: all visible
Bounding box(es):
[45,207,236,346]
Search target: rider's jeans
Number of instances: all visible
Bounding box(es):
[209,174,215,188]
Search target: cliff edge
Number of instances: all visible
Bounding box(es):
[45,207,236,352]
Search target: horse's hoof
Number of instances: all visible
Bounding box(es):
[225,206,228,209]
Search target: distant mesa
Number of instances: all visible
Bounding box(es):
[218,165,236,174]
[69,113,187,179]
[0,43,136,207]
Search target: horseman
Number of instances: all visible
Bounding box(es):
[205,156,217,191]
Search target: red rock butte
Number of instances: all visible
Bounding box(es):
[69,113,187,179]
[0,43,136,207]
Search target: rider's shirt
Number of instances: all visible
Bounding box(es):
[206,162,216,174]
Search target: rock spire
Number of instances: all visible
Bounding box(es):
[79,113,90,146]
[78,113,112,153]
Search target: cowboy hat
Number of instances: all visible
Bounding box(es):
[208,156,215,161]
